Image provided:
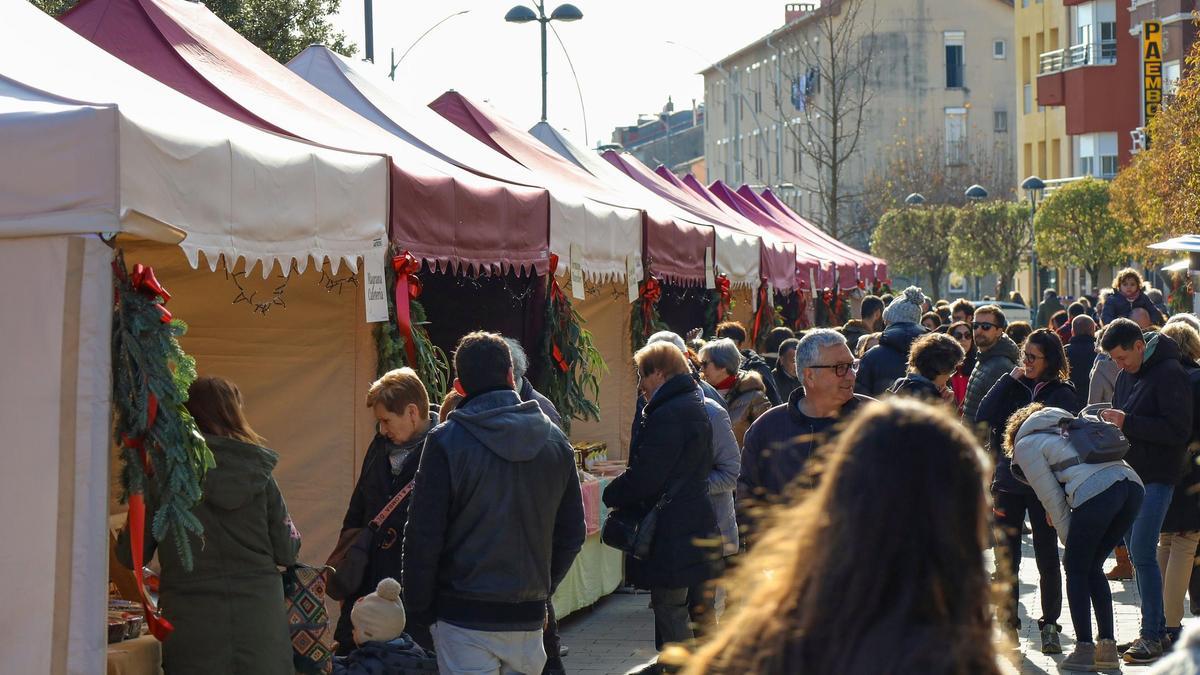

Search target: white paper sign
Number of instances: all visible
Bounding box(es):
[364,238,389,323]
[626,255,639,303]
[705,247,716,289]
[569,244,585,300]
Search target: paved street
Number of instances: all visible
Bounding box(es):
[558,537,1181,674]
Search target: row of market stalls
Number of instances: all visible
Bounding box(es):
[0,0,884,670]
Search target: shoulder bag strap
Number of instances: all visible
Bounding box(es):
[369,479,417,530]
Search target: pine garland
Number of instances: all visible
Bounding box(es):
[536,274,607,434]
[1167,271,1194,316]
[373,253,450,402]
[111,251,214,571]
[702,274,734,337]
[630,277,668,354]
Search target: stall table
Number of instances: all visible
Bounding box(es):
[552,476,624,618]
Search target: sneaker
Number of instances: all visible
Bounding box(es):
[1095,639,1120,670]
[1040,622,1063,655]
[1122,637,1163,664]
[1164,628,1182,651]
[1061,642,1097,672]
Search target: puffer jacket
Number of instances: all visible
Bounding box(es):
[1011,407,1142,544]
[703,398,741,555]
[1113,332,1194,485]
[331,635,438,675]
[718,370,774,446]
[977,373,1081,494]
[855,322,927,396]
[1102,290,1165,326]
[401,389,585,631]
[963,333,1021,424]
[1163,361,1200,533]
[1089,354,1120,405]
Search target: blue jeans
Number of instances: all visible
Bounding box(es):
[1064,479,1143,643]
[1127,482,1175,640]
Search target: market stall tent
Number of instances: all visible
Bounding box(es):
[757,187,890,283]
[63,0,552,276]
[0,2,390,672]
[288,46,645,284]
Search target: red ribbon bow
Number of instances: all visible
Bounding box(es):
[751,283,770,346]
[546,255,571,373]
[122,388,174,641]
[715,274,732,324]
[391,252,423,367]
[130,264,173,323]
[638,277,662,339]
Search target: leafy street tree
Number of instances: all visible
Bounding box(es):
[871,205,955,300]
[1110,40,1200,263]
[950,201,1031,298]
[1033,177,1130,284]
[28,0,354,63]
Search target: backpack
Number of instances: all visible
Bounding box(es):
[1033,404,1129,472]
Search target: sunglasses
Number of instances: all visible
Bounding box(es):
[972,321,999,331]
[952,331,972,340]
[808,360,860,377]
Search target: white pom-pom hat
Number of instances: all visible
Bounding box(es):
[351,577,406,644]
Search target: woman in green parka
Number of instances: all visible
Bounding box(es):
[118,376,300,675]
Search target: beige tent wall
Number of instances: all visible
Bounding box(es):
[114,240,377,565]
[566,282,636,460]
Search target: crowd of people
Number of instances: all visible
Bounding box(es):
[115,266,1200,675]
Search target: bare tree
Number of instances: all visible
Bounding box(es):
[773,0,881,241]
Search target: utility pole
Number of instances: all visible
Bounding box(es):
[364,0,374,62]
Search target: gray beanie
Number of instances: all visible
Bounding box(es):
[882,286,926,326]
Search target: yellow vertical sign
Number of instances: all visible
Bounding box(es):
[1144,21,1163,123]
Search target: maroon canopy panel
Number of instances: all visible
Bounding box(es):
[758,188,889,283]
[62,0,551,275]
[430,91,712,286]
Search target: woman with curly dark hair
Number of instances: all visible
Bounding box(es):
[680,398,1003,675]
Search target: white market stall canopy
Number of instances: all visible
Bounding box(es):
[0,0,389,275]
[287,45,644,283]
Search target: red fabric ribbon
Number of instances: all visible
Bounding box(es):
[130,264,173,323]
[639,277,662,339]
[546,254,571,373]
[123,387,173,641]
[715,275,732,324]
[751,284,770,346]
[391,252,423,368]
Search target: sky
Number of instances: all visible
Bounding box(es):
[330,1,793,148]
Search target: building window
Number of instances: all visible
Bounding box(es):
[994,110,1008,133]
[993,40,1007,59]
[1074,132,1118,179]
[1023,84,1032,114]
[945,107,968,165]
[945,32,965,88]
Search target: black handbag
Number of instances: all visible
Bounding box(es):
[324,479,414,601]
[601,478,684,560]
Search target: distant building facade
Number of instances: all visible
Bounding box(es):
[702,0,1017,240]
[610,100,705,177]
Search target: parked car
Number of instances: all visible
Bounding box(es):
[961,300,1036,324]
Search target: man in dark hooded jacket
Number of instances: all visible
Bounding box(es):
[402,332,585,675]
[963,305,1021,424]
[855,286,928,396]
[1099,320,1194,663]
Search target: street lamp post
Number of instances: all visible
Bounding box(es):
[964,185,989,297]
[904,192,926,206]
[1021,175,1046,306]
[389,10,472,80]
[504,2,584,122]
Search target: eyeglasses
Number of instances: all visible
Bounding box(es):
[808,360,860,377]
[972,321,999,331]
[1023,352,1044,363]
[952,331,972,340]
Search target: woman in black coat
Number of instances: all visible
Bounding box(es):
[977,329,1081,653]
[605,342,723,651]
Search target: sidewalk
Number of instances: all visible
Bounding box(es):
[558,537,1174,674]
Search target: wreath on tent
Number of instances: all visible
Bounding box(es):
[373,250,450,402]
[630,276,668,354]
[112,251,214,574]
[749,283,784,349]
[535,255,606,434]
[1168,271,1194,316]
[871,280,894,297]
[814,288,851,327]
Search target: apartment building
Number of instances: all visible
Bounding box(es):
[702,0,1016,240]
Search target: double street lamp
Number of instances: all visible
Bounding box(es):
[504,2,584,122]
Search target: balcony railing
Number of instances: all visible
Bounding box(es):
[1038,40,1117,74]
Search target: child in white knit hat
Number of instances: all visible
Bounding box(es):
[332,578,437,675]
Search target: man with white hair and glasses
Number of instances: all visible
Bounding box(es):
[736,329,874,541]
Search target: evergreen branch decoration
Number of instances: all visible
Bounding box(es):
[537,267,607,434]
[630,277,668,354]
[112,251,214,571]
[373,251,450,402]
